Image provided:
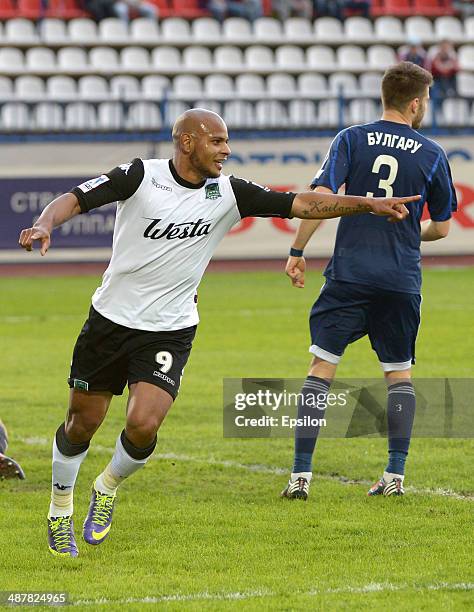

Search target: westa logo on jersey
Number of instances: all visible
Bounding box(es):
[143,218,212,240]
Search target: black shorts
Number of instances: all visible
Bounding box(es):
[68,306,197,399]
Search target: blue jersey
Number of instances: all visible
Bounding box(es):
[312,120,457,294]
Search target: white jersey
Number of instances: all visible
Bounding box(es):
[72,158,294,332]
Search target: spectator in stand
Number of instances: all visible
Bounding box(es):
[273,0,313,20]
[207,0,263,22]
[82,0,116,21]
[453,0,474,17]
[113,0,158,23]
[341,0,371,18]
[399,38,427,68]
[429,40,459,98]
[314,0,343,19]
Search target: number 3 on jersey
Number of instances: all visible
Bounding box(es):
[366,154,399,197]
[155,351,173,373]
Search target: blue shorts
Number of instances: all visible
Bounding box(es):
[309,279,421,372]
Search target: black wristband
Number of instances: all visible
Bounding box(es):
[290,247,304,257]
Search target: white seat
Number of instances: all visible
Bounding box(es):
[297,73,328,99]
[267,73,296,100]
[345,17,373,41]
[317,99,342,128]
[457,71,474,97]
[348,99,378,124]
[405,17,434,43]
[1,102,31,130]
[329,72,359,97]
[98,102,124,130]
[422,102,433,127]
[152,47,182,72]
[57,48,89,73]
[314,17,343,42]
[161,18,190,43]
[288,99,317,127]
[255,100,288,128]
[40,19,67,44]
[374,17,404,43]
[284,18,313,42]
[440,99,470,126]
[275,45,305,71]
[0,77,14,100]
[203,74,234,100]
[182,46,213,71]
[68,18,97,43]
[465,17,474,40]
[130,18,159,44]
[110,75,141,100]
[172,75,203,100]
[34,103,63,130]
[78,75,109,100]
[99,18,128,43]
[89,47,120,72]
[46,76,77,101]
[214,46,244,71]
[121,47,150,72]
[142,75,170,99]
[359,72,383,97]
[192,100,221,115]
[126,101,163,130]
[435,16,463,42]
[0,48,24,74]
[254,17,282,42]
[235,74,265,99]
[5,18,37,43]
[163,101,191,126]
[307,46,336,72]
[222,17,252,42]
[15,75,45,101]
[245,46,274,71]
[367,45,396,71]
[337,45,366,71]
[458,45,474,71]
[224,100,255,128]
[25,48,56,72]
[65,102,97,130]
[192,18,221,43]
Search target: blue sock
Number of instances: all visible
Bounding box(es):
[385,381,416,476]
[292,376,330,473]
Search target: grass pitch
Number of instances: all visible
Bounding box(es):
[0,267,473,611]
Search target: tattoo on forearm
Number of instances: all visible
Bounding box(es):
[300,200,369,218]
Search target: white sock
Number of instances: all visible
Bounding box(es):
[49,438,88,518]
[291,471,312,482]
[383,471,404,483]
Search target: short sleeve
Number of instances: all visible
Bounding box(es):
[426,152,458,222]
[311,129,351,193]
[229,177,296,219]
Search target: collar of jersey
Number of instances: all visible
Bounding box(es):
[168,160,206,190]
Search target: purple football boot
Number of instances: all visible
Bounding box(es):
[83,482,116,545]
[47,516,79,557]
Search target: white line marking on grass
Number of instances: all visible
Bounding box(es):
[18,437,473,501]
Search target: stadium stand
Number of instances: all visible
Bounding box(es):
[0,1,472,134]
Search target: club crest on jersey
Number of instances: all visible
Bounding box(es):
[205,183,221,200]
[143,218,212,240]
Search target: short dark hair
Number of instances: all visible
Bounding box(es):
[382,62,433,112]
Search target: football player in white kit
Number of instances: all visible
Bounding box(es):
[19,109,419,557]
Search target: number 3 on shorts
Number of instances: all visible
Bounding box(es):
[155,351,173,373]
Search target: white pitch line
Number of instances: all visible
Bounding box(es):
[18,437,473,501]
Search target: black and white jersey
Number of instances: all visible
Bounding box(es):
[71,158,295,332]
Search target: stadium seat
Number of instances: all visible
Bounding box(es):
[457,71,474,97]
[414,0,453,17]
[46,75,77,100]
[434,16,464,42]
[0,76,14,100]
[203,74,234,100]
[288,99,318,127]
[382,0,415,17]
[223,100,255,128]
[284,18,313,43]
[34,102,63,130]
[65,102,97,130]
[275,45,305,71]
[245,46,274,72]
[57,47,89,73]
[329,72,359,97]
[344,17,373,41]
[348,99,379,124]
[68,18,98,44]
[130,18,159,44]
[46,0,87,19]
[222,17,252,42]
[78,75,109,100]
[1,102,31,130]
[161,18,190,43]
[316,99,341,128]
[148,0,173,18]
[314,17,343,42]
[440,98,470,126]
[152,46,182,72]
[172,75,203,100]
[99,18,129,44]
[182,46,213,72]
[255,100,288,128]
[337,45,366,72]
[89,47,120,72]
[192,18,221,43]
[172,0,209,19]
[110,75,141,100]
[465,17,474,40]
[374,16,404,43]
[267,73,297,99]
[235,74,266,99]
[121,47,151,72]
[359,72,383,97]
[141,74,171,99]
[306,46,336,72]
[5,18,38,44]
[367,45,397,71]
[193,99,221,115]
[40,18,68,44]
[25,47,56,72]
[254,17,282,42]
[297,72,328,99]
[17,0,43,19]
[214,46,244,71]
[405,17,434,43]
[0,48,24,74]
[163,100,191,126]
[458,45,474,71]
[0,0,16,19]
[15,75,45,100]
[98,102,124,130]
